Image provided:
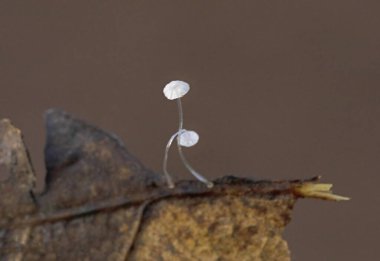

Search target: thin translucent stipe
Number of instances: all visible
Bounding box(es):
[163,130,186,188]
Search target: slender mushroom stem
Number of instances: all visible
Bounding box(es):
[177,145,214,188]
[177,98,184,129]
[163,129,186,188]
[176,99,214,188]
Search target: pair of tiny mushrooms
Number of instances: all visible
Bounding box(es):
[162,80,214,189]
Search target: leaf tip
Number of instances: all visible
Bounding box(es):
[295,182,350,201]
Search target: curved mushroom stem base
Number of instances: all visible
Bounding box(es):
[162,129,214,188]
[163,130,187,188]
[177,144,214,188]
[162,96,214,188]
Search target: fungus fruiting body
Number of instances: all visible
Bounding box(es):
[178,130,199,147]
[163,80,190,100]
[162,80,213,188]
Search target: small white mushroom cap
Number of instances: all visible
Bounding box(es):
[163,80,190,100]
[178,130,199,147]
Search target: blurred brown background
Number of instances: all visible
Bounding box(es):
[1,1,379,260]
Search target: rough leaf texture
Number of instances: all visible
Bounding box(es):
[0,109,345,260]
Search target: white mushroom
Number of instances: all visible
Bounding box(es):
[163,80,190,100]
[178,130,199,147]
[162,80,213,189]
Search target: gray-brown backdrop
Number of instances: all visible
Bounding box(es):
[1,1,378,260]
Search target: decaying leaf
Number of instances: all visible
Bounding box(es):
[0,109,348,261]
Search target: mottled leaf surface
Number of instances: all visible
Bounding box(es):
[0,109,345,261]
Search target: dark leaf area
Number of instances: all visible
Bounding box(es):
[0,109,346,260]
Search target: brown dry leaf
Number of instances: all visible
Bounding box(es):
[0,109,348,261]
